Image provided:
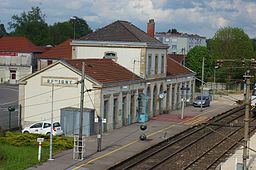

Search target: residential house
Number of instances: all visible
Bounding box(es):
[0,36,44,84]
[155,31,206,54]
[36,39,72,70]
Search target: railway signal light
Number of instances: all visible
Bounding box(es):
[139,124,147,141]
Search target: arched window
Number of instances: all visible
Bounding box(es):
[155,55,158,74]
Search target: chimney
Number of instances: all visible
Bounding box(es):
[147,19,155,38]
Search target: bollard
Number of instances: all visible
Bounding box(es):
[37,138,44,162]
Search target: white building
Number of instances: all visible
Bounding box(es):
[19,59,144,131]
[0,36,44,84]
[71,19,195,117]
[155,31,207,54]
[19,20,196,132]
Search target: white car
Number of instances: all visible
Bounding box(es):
[22,121,63,136]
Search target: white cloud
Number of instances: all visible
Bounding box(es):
[83,15,100,22]
[0,0,256,38]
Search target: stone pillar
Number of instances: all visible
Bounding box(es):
[108,94,114,131]
[173,83,178,110]
[117,92,122,128]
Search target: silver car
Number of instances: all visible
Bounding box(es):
[193,96,210,107]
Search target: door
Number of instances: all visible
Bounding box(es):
[42,122,51,134]
[113,98,118,129]
[122,96,126,126]
[29,122,43,134]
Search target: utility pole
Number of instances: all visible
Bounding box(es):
[97,115,102,152]
[49,84,54,160]
[201,57,205,112]
[79,62,85,159]
[243,70,251,170]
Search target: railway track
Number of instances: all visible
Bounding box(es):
[109,107,256,170]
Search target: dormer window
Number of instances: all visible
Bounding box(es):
[104,51,117,61]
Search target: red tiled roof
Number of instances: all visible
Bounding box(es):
[167,54,185,63]
[66,59,142,84]
[37,39,72,59]
[0,36,44,53]
[167,56,192,76]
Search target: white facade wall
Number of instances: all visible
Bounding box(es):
[146,48,167,79]
[156,34,206,55]
[0,66,32,84]
[19,63,94,127]
[0,53,32,84]
[74,46,142,77]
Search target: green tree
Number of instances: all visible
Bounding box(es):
[48,16,92,45]
[8,6,49,45]
[69,16,92,39]
[186,46,213,82]
[48,21,73,45]
[208,27,254,59]
[0,22,7,36]
[167,28,177,33]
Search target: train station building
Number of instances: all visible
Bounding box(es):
[19,20,195,133]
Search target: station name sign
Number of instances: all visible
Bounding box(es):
[41,76,78,87]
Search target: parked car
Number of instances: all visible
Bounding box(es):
[22,121,63,136]
[193,95,210,107]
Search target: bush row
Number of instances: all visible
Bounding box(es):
[0,132,73,150]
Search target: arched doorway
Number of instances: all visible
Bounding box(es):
[153,85,157,116]
[146,86,151,117]
[159,84,164,114]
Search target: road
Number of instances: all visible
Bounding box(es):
[0,84,19,130]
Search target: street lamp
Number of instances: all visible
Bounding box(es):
[70,16,76,40]
[213,65,219,100]
[200,57,205,112]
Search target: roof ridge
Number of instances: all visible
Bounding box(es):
[118,21,142,42]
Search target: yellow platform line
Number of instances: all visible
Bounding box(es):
[72,106,226,170]
[184,116,208,125]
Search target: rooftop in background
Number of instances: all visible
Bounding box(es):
[0,36,44,53]
[166,56,193,76]
[36,39,72,60]
[167,54,185,64]
[80,20,167,48]
[66,59,143,84]
[156,32,206,39]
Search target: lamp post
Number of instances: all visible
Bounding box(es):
[180,86,190,119]
[49,84,54,160]
[70,16,76,40]
[213,65,219,101]
[200,57,205,112]
[8,106,15,130]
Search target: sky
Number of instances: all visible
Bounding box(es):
[0,0,256,39]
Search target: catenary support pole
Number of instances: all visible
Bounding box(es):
[79,62,85,159]
[243,70,251,170]
[97,116,102,152]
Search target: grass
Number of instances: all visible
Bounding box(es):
[0,132,73,170]
[0,144,49,170]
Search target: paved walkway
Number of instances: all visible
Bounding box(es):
[27,93,243,170]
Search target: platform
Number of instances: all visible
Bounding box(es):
[27,94,242,170]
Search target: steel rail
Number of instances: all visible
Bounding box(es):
[147,112,245,170]
[114,108,244,170]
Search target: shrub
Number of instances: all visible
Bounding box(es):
[0,132,73,149]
